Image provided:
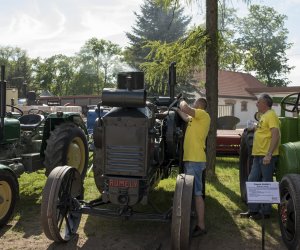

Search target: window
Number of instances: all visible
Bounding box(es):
[241,101,247,112]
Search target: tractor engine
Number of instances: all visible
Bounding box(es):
[93,71,184,206]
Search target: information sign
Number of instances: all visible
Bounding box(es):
[246,182,280,204]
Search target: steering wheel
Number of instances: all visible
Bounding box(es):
[168,93,183,112]
[254,112,262,121]
[281,92,300,113]
[6,105,24,116]
[28,108,46,115]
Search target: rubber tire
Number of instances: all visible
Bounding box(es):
[0,169,19,227]
[239,129,254,202]
[44,123,88,179]
[279,174,300,250]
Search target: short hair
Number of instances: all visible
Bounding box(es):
[259,93,273,108]
[197,98,207,110]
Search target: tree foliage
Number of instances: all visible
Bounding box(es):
[31,55,75,96]
[218,6,243,71]
[0,46,32,98]
[236,5,293,86]
[77,38,123,94]
[141,26,206,94]
[125,0,191,70]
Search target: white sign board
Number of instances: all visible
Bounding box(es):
[246,182,280,204]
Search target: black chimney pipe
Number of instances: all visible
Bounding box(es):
[0,65,7,141]
[168,62,176,101]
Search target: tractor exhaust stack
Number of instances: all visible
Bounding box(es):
[0,65,6,140]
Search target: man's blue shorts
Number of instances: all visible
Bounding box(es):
[184,161,206,196]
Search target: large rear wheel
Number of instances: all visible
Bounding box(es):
[171,174,194,250]
[239,129,254,202]
[279,174,300,250]
[44,123,88,179]
[41,166,83,242]
[0,169,18,227]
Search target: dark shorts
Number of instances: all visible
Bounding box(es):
[184,161,206,196]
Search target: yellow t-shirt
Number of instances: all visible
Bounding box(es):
[252,109,280,156]
[183,109,211,162]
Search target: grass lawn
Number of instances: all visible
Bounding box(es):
[5,156,285,249]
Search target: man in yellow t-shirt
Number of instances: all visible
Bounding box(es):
[240,93,280,220]
[175,97,210,237]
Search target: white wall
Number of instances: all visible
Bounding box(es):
[219,97,257,128]
[219,94,296,128]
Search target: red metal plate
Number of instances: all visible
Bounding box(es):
[109,179,138,188]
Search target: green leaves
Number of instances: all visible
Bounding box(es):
[141,26,207,94]
[236,5,293,86]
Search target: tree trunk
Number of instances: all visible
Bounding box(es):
[205,0,218,178]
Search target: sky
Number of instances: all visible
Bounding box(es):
[0,0,300,86]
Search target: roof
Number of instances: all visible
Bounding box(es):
[193,70,266,99]
[246,86,300,94]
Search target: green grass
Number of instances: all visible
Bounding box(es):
[11,157,283,247]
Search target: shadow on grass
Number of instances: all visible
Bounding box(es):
[191,196,245,250]
[3,170,47,238]
[80,187,174,250]
[12,190,43,237]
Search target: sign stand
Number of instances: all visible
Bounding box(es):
[246,182,280,250]
[261,205,265,250]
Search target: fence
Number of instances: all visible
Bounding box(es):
[218,104,233,117]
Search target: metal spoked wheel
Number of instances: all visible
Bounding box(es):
[171,174,194,250]
[279,174,300,250]
[41,166,83,242]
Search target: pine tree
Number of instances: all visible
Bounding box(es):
[125,0,191,69]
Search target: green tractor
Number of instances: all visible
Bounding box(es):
[239,93,300,250]
[0,65,89,227]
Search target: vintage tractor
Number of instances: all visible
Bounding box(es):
[239,92,300,250]
[41,63,197,249]
[0,65,89,227]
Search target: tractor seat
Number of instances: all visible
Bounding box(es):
[217,116,240,130]
[18,114,45,130]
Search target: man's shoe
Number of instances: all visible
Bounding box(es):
[192,225,207,237]
[240,211,258,218]
[250,213,270,220]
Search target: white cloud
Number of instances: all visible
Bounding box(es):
[0,0,299,85]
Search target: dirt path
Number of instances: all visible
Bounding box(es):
[0,210,286,250]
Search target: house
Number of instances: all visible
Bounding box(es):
[192,70,300,128]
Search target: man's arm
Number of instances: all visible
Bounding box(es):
[267,127,280,155]
[179,100,195,118]
[263,127,280,165]
[173,107,190,122]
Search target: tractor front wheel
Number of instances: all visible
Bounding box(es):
[44,123,88,179]
[0,169,18,227]
[279,174,300,250]
[41,166,83,242]
[171,174,194,250]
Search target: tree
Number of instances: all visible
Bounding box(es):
[236,5,293,86]
[0,46,32,98]
[125,0,191,70]
[204,0,218,177]
[218,6,243,71]
[141,26,206,93]
[31,55,75,96]
[77,38,122,94]
[145,0,252,177]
